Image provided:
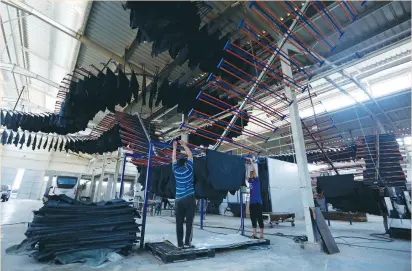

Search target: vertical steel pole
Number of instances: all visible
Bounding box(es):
[240,190,244,235]
[325,197,331,226]
[140,144,153,249]
[281,49,316,243]
[200,198,204,229]
[119,154,127,198]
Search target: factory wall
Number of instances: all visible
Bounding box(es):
[267,158,304,219]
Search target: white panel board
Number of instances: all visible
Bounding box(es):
[267,158,304,219]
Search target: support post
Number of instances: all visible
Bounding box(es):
[105,174,114,201]
[140,144,153,249]
[119,154,127,198]
[281,49,316,243]
[94,154,107,202]
[113,148,122,197]
[325,197,331,226]
[181,114,189,142]
[200,199,204,229]
[240,190,244,236]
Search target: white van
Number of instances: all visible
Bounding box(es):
[44,176,79,201]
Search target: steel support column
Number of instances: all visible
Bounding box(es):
[140,143,154,249]
[281,49,316,243]
[119,154,127,198]
[113,148,122,198]
[94,154,107,202]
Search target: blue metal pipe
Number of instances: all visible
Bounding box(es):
[250,4,325,65]
[222,49,306,93]
[341,1,357,21]
[284,1,335,49]
[192,111,269,141]
[219,60,290,101]
[198,93,278,131]
[213,79,285,119]
[313,1,344,38]
[119,154,127,198]
[237,27,312,78]
[180,123,261,154]
[240,190,244,235]
[200,198,204,229]
[139,143,153,249]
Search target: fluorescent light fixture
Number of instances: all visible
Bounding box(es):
[12,169,25,190]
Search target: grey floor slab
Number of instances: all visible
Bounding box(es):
[1,200,410,271]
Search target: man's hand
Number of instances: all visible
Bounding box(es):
[173,140,177,148]
[179,140,193,160]
[179,140,187,147]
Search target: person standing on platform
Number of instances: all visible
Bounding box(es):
[247,158,264,239]
[172,140,195,248]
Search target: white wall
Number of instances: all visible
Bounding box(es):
[267,158,304,219]
[0,144,138,200]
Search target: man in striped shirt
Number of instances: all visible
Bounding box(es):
[172,139,195,248]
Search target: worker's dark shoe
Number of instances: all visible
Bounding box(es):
[183,244,195,249]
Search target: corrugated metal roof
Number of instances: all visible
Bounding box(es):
[69,1,411,147]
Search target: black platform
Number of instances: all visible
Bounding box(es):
[145,241,215,263]
[145,238,270,263]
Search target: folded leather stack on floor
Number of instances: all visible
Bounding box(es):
[6,195,141,264]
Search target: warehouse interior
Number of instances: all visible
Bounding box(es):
[0,0,411,270]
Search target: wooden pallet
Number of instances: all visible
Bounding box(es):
[145,241,215,263]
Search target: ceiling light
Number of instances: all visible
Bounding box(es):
[287,13,290,16]
[280,17,284,21]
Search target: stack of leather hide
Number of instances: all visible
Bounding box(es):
[6,195,141,264]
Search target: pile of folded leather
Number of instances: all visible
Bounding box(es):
[358,134,406,186]
[137,149,246,201]
[6,195,141,264]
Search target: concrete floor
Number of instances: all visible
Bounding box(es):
[1,200,411,271]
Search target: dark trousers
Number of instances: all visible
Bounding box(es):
[175,195,196,247]
[250,203,264,229]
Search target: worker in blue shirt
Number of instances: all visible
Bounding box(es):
[247,158,264,239]
[172,140,195,248]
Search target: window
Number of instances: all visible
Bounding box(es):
[56,176,78,189]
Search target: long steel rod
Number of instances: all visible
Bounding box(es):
[301,120,339,175]
[13,86,25,110]
[140,143,153,249]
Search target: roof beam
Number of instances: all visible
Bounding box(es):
[1,0,149,75]
[0,62,60,89]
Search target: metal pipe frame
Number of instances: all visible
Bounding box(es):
[212,1,310,150]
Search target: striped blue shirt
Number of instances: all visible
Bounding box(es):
[172,158,194,200]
